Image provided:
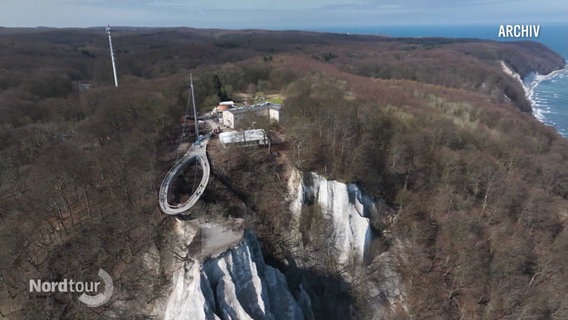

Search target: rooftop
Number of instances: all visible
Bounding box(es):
[226,102,281,115]
[219,129,268,145]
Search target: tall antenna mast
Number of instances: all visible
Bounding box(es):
[106,25,118,87]
[190,73,199,139]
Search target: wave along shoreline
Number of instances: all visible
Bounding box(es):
[525,63,568,124]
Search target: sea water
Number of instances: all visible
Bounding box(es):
[312,24,568,136]
[528,68,568,136]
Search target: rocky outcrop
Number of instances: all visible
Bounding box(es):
[164,170,406,319]
[287,170,408,318]
[165,261,218,320]
[363,251,409,318]
[288,170,374,265]
[165,231,305,320]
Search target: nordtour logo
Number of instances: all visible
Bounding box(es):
[29,268,113,307]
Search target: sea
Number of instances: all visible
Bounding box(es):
[311,24,568,136]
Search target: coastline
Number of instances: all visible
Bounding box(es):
[525,64,568,123]
[501,60,568,124]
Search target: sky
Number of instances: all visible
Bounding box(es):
[0,0,566,29]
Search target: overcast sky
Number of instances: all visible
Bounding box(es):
[0,0,566,29]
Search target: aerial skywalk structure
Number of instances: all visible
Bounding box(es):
[159,75,211,215]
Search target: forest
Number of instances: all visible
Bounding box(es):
[0,27,567,319]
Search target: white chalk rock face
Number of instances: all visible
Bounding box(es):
[165,232,305,320]
[289,171,374,265]
[165,261,218,320]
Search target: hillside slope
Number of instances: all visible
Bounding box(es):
[0,28,567,319]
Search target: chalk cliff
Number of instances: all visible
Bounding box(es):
[287,170,407,318]
[163,170,405,319]
[165,231,306,320]
[288,170,374,265]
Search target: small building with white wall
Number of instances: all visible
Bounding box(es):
[222,103,281,129]
[219,129,269,147]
